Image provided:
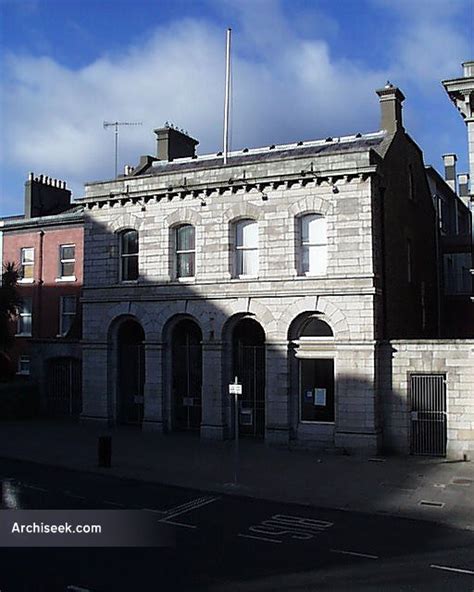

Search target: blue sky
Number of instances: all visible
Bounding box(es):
[1,0,472,216]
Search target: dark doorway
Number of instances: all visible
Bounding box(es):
[171,319,202,431]
[300,358,335,422]
[45,357,82,417]
[232,318,265,437]
[117,320,145,425]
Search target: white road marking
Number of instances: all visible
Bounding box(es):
[66,586,93,591]
[162,520,197,529]
[330,549,379,560]
[103,501,124,507]
[142,508,166,515]
[430,564,474,575]
[238,533,282,544]
[164,496,219,520]
[247,514,333,541]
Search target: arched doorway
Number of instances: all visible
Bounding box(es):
[171,319,202,431]
[117,319,145,425]
[289,314,335,428]
[232,318,265,437]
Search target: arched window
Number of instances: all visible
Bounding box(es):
[234,219,258,277]
[120,229,139,281]
[175,224,195,279]
[300,317,334,338]
[300,214,327,276]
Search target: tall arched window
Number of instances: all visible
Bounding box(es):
[175,224,195,279]
[234,219,258,277]
[300,214,327,276]
[120,229,139,281]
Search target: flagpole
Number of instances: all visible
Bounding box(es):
[223,28,232,165]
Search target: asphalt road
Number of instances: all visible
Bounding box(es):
[0,458,473,592]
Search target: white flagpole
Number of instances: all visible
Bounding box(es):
[223,28,232,165]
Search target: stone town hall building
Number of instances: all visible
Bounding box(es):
[78,83,474,457]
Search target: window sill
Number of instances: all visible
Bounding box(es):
[296,273,327,279]
[56,276,76,283]
[16,371,30,376]
[119,279,139,284]
[231,275,259,281]
[18,279,34,284]
[15,333,32,337]
[299,420,335,425]
[177,277,196,283]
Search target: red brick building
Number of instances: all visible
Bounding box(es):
[1,173,83,406]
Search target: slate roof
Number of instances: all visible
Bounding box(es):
[146,132,386,176]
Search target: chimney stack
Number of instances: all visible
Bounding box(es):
[154,124,198,161]
[376,83,405,134]
[24,172,72,219]
[442,154,457,193]
[458,172,470,205]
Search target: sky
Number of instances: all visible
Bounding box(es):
[0,0,472,217]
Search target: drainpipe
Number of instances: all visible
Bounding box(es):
[433,195,442,338]
[37,229,45,336]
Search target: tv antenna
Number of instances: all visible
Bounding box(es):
[103,121,142,178]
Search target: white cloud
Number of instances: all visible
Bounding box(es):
[1,11,387,200]
[373,0,471,87]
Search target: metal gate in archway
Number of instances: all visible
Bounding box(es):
[236,345,265,437]
[45,357,82,417]
[171,320,202,431]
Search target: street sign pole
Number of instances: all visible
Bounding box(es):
[228,376,242,487]
[234,388,239,485]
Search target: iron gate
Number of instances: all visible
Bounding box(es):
[118,343,144,425]
[236,345,265,437]
[172,344,202,431]
[410,374,447,457]
[45,357,82,417]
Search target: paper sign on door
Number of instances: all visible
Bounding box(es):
[314,388,327,406]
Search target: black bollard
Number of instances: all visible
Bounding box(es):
[98,435,112,468]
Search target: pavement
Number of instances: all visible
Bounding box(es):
[0,419,473,532]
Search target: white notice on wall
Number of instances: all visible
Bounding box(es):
[314,388,327,406]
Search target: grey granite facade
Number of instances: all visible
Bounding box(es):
[77,85,472,456]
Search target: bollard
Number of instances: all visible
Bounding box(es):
[98,435,112,468]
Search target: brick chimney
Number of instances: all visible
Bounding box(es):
[442,154,457,193]
[376,83,405,134]
[24,173,72,218]
[154,124,199,161]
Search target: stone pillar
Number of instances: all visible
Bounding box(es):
[265,341,290,445]
[80,342,110,424]
[200,341,227,440]
[142,341,165,432]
